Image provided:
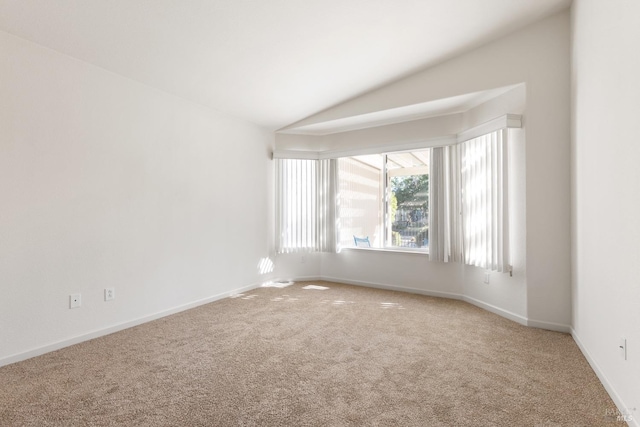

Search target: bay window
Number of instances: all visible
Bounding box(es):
[274,118,516,273]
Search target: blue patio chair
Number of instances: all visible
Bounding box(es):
[353,236,371,248]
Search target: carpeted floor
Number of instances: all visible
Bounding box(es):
[0,281,619,426]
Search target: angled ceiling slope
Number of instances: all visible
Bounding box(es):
[0,0,570,130]
[278,85,519,136]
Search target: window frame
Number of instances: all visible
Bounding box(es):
[338,148,430,254]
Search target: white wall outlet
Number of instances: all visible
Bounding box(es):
[484,272,490,284]
[104,287,115,301]
[300,255,306,264]
[69,293,81,309]
[620,337,627,360]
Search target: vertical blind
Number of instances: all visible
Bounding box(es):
[429,129,511,272]
[429,145,463,263]
[275,159,317,253]
[316,159,338,253]
[275,158,337,253]
[460,129,510,272]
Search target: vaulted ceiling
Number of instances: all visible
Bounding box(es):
[0,0,570,130]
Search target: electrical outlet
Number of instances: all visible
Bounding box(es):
[104,287,115,301]
[620,338,627,360]
[69,293,81,309]
[484,272,490,284]
[300,255,306,264]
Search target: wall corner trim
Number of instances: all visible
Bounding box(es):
[457,114,522,143]
[526,318,571,333]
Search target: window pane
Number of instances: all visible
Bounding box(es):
[338,156,382,248]
[387,150,429,250]
[336,149,429,252]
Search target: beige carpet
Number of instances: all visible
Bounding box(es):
[0,281,619,426]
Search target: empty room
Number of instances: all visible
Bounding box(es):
[1,0,638,425]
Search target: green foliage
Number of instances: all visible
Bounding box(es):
[391,174,429,209]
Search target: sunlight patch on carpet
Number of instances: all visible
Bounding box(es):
[380,302,405,310]
[302,285,330,290]
[262,280,293,288]
[271,295,299,302]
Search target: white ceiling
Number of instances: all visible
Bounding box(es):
[0,0,570,131]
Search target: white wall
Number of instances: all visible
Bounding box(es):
[0,31,274,365]
[571,0,640,421]
[272,252,322,282]
[275,12,571,329]
[321,249,465,299]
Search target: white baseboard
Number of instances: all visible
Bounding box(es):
[320,275,464,300]
[0,281,263,368]
[299,275,569,334]
[462,295,528,326]
[302,275,527,326]
[571,329,638,427]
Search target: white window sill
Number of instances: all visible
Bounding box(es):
[339,246,429,256]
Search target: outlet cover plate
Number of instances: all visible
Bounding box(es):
[69,293,81,309]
